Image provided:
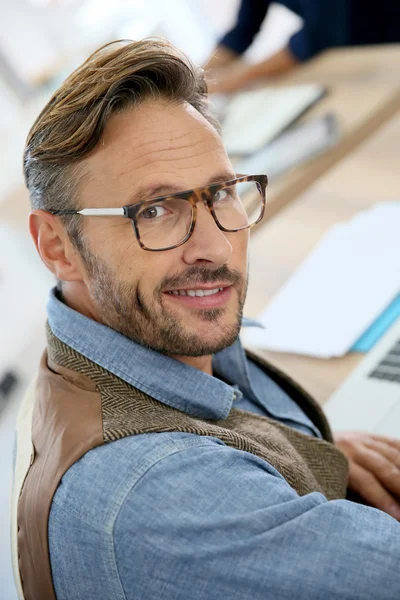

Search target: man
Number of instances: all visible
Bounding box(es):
[206,0,400,93]
[12,39,400,600]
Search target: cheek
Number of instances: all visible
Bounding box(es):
[87,220,132,255]
[84,223,140,285]
[229,230,249,267]
[122,249,179,295]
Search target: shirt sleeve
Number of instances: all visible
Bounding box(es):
[114,440,400,600]
[288,1,350,62]
[219,0,270,55]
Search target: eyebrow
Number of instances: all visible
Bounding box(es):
[127,170,237,205]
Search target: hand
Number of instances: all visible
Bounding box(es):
[206,47,298,95]
[206,65,253,95]
[334,431,400,520]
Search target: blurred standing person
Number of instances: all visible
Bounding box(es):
[205,0,400,94]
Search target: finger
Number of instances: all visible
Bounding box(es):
[348,462,400,520]
[363,438,400,470]
[352,445,400,498]
[369,433,400,452]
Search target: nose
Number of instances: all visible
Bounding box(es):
[181,201,232,267]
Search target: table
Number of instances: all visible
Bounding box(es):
[263,44,400,222]
[244,112,400,406]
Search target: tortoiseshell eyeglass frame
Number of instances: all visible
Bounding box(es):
[48,174,268,252]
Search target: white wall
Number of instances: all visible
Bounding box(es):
[0,0,59,83]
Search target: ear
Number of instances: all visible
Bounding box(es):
[29,210,85,283]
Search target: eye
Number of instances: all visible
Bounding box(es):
[140,205,168,220]
[214,189,230,203]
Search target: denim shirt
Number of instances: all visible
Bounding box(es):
[47,289,320,436]
[47,289,400,600]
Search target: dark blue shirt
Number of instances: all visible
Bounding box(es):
[220,0,400,61]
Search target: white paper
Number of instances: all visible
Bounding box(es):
[242,202,400,358]
[235,114,339,182]
[222,85,324,155]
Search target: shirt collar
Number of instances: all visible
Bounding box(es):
[47,288,261,421]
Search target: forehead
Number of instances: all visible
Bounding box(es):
[80,100,230,205]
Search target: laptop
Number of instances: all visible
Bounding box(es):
[324,317,400,437]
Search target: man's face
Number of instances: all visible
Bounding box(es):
[76,99,249,357]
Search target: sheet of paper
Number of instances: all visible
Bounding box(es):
[235,114,340,182]
[242,202,400,358]
[222,84,324,155]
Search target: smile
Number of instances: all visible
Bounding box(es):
[166,288,223,297]
[163,285,233,308]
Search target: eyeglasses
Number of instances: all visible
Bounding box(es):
[48,174,268,252]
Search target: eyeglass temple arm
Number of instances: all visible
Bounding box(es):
[50,208,126,216]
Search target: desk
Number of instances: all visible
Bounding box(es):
[245,112,400,406]
[263,45,400,222]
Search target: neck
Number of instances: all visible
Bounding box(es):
[61,282,100,322]
[170,354,213,376]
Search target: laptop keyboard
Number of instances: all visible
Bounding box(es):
[369,339,400,384]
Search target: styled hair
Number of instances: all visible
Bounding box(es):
[24,38,219,247]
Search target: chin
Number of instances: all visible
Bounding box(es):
[186,320,241,354]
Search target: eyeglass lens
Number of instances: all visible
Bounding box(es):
[134,180,263,250]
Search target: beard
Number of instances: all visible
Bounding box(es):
[81,245,247,357]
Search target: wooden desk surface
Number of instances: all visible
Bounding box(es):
[264,45,400,222]
[285,44,400,87]
[245,112,400,406]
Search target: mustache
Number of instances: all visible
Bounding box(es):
[159,265,244,292]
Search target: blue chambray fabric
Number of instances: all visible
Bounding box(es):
[46,288,400,599]
[47,288,320,435]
